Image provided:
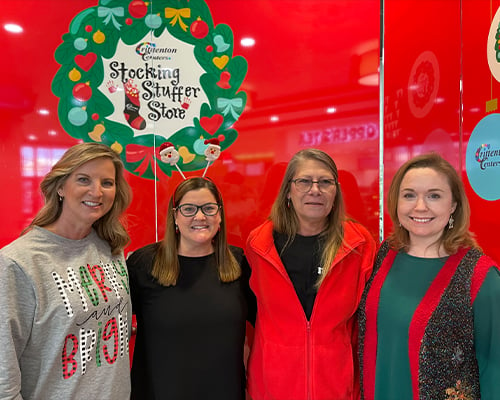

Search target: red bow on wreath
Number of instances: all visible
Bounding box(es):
[125,144,165,176]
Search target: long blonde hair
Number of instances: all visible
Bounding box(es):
[270,149,347,287]
[152,177,241,286]
[25,142,132,254]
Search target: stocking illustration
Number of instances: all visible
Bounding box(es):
[123,79,146,130]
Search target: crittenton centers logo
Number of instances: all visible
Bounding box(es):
[135,42,176,61]
[475,144,500,170]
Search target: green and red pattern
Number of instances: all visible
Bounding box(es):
[496,22,500,62]
[52,0,247,180]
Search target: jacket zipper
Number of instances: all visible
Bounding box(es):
[251,222,367,400]
[306,320,312,400]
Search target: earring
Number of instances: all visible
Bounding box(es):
[286,198,291,208]
[448,215,454,229]
[175,224,179,234]
[59,195,63,202]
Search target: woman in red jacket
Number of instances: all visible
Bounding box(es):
[246,148,376,400]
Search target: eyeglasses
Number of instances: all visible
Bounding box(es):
[175,203,221,217]
[291,178,337,193]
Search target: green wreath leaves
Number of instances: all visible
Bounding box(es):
[52,0,247,180]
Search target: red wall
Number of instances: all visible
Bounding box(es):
[383,0,500,263]
[0,0,380,252]
[1,0,499,264]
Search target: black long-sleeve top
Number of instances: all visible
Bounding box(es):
[127,243,255,400]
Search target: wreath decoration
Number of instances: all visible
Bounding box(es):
[496,22,500,62]
[411,60,434,109]
[52,0,247,180]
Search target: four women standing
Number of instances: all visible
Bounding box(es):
[2,144,497,400]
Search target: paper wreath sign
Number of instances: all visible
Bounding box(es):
[52,0,247,179]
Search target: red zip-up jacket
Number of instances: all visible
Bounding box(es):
[246,219,376,400]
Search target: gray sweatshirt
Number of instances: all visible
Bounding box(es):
[0,227,131,400]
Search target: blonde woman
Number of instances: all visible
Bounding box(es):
[0,142,132,399]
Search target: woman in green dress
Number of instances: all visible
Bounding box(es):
[359,153,500,400]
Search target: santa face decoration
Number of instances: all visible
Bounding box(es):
[158,138,222,179]
[161,147,180,166]
[205,144,221,161]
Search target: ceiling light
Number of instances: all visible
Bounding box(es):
[240,37,255,47]
[4,23,23,34]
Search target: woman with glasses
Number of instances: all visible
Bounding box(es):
[127,177,256,400]
[245,148,376,400]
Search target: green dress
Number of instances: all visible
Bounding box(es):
[375,252,500,400]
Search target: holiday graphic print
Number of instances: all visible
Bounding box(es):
[495,24,500,63]
[52,258,130,379]
[52,0,248,180]
[466,113,500,201]
[407,51,439,119]
[487,6,500,111]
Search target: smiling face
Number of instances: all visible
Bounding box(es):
[288,159,337,235]
[57,157,116,238]
[175,188,222,255]
[397,167,457,253]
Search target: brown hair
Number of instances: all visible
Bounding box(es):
[25,142,132,254]
[386,152,478,254]
[152,177,241,286]
[270,148,346,286]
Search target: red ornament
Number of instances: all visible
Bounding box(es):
[85,25,93,32]
[125,18,133,25]
[206,45,213,53]
[92,113,99,120]
[217,71,231,89]
[129,0,148,19]
[190,18,208,39]
[72,82,92,102]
